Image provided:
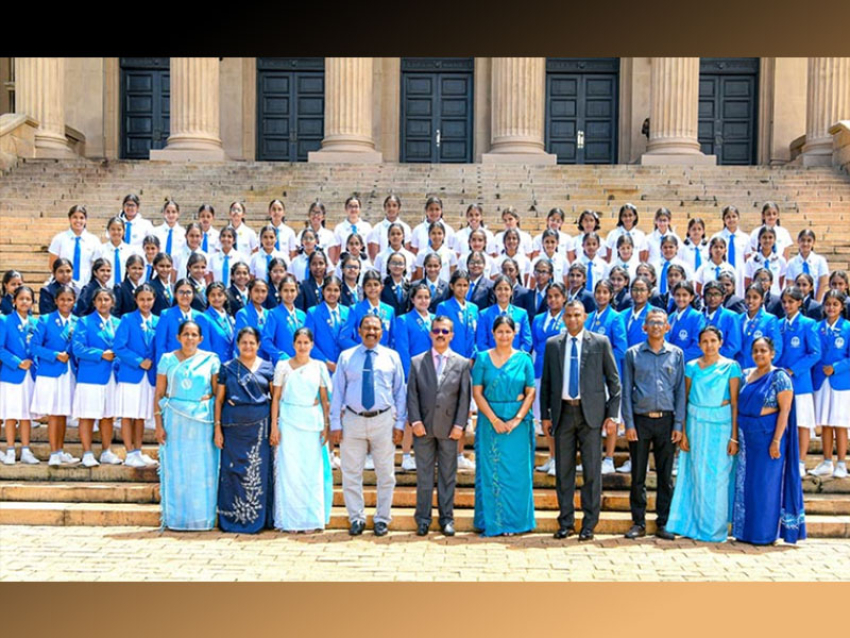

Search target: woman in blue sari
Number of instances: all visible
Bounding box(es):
[214,327,275,533]
[733,336,806,545]
[667,325,742,542]
[154,320,221,531]
[472,315,536,536]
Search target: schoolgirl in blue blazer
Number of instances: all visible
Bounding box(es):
[0,270,23,316]
[154,279,200,364]
[476,275,532,353]
[112,254,146,318]
[305,276,349,372]
[739,283,783,369]
[702,282,742,361]
[262,275,306,362]
[436,270,479,361]
[234,279,270,359]
[74,258,113,317]
[39,259,75,316]
[195,282,236,364]
[394,282,436,379]
[585,281,628,372]
[666,282,706,363]
[531,284,567,380]
[295,251,328,312]
[339,271,396,350]
[149,253,175,316]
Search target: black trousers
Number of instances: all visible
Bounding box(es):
[412,435,458,527]
[554,402,602,532]
[628,413,675,528]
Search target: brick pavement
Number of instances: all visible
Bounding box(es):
[1,526,848,582]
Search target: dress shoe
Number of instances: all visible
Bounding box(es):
[578,528,594,542]
[655,526,676,540]
[348,520,365,536]
[441,522,455,537]
[625,524,646,539]
[416,522,429,536]
[373,521,389,537]
[553,526,575,540]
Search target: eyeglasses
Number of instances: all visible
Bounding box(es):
[177,290,193,296]
[431,328,451,335]
[645,320,666,327]
[344,265,360,270]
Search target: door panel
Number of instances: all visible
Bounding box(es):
[120,58,170,159]
[699,58,758,165]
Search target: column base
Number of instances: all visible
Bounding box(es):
[308,150,383,164]
[149,147,229,162]
[481,151,557,165]
[640,152,717,166]
[33,133,76,159]
[801,137,834,167]
[800,152,833,167]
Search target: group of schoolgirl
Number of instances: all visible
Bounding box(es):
[2,193,849,481]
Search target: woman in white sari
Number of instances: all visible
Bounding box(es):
[270,327,333,531]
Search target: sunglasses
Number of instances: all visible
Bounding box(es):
[431,328,451,335]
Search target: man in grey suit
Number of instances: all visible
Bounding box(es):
[407,315,472,537]
[540,300,621,541]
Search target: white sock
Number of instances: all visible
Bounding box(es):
[403,453,411,460]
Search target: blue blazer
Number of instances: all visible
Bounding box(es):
[187,278,208,312]
[0,294,13,316]
[196,308,235,364]
[531,310,565,379]
[777,314,822,395]
[0,312,37,383]
[436,297,479,360]
[114,310,158,385]
[412,278,450,314]
[73,280,109,317]
[339,283,362,308]
[295,278,324,312]
[263,285,282,310]
[154,306,200,364]
[723,294,747,315]
[305,303,349,365]
[586,306,628,372]
[763,292,783,319]
[112,279,141,318]
[705,306,742,361]
[31,312,78,378]
[380,279,411,318]
[234,303,268,359]
[666,306,706,363]
[813,317,850,392]
[38,280,64,316]
[262,304,306,362]
[516,286,549,323]
[394,310,435,379]
[476,304,532,353]
[624,304,651,348]
[467,276,495,312]
[72,312,119,385]
[739,308,783,369]
[567,289,596,314]
[613,289,633,312]
[228,285,248,317]
[340,300,395,350]
[802,297,824,322]
[149,278,174,316]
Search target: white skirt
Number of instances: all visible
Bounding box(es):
[115,379,155,421]
[72,377,117,420]
[0,375,35,421]
[814,379,850,428]
[30,370,75,417]
[795,393,816,432]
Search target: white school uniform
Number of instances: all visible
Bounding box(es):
[290,252,332,283]
[121,215,156,248]
[530,252,568,282]
[786,252,830,294]
[710,228,749,297]
[48,229,101,289]
[334,220,373,253]
[745,252,787,296]
[367,219,413,253]
[250,249,290,282]
[200,226,221,254]
[455,226,496,257]
[73,376,118,420]
[607,255,642,279]
[492,252,532,283]
[97,241,141,285]
[605,226,648,256]
[410,220,457,253]
[533,230,573,256]
[492,230,535,258]
[415,245,459,283]
[0,375,35,421]
[695,261,737,289]
[571,233,610,261]
[373,247,417,280]
[575,254,608,289]
[815,379,850,428]
[172,247,209,280]
[231,223,260,256]
[645,230,682,266]
[678,239,710,275]
[116,379,154,421]
[152,223,186,257]
[208,249,249,285]
[747,224,794,257]
[297,227,338,254]
[269,222,299,254]
[31,371,75,417]
[651,256,695,284]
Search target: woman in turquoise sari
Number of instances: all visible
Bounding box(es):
[667,325,742,542]
[472,315,536,536]
[733,336,806,545]
[154,320,221,531]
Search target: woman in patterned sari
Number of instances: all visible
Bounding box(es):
[154,320,221,531]
[733,336,806,545]
[214,327,276,533]
[471,315,536,536]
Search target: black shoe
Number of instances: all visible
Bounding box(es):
[655,526,676,540]
[374,521,389,537]
[441,522,455,537]
[625,524,646,540]
[416,522,429,536]
[553,526,575,539]
[349,520,365,536]
[578,528,594,542]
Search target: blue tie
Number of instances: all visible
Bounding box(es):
[694,246,702,270]
[266,254,273,275]
[362,349,376,410]
[715,265,721,279]
[114,247,121,285]
[146,264,153,282]
[585,262,594,292]
[430,283,436,297]
[569,337,579,399]
[275,228,281,251]
[660,261,670,294]
[467,280,475,301]
[124,222,132,244]
[166,228,173,255]
[202,232,209,253]
[223,254,230,287]
[728,234,737,267]
[396,284,403,303]
[72,236,81,281]
[803,261,810,275]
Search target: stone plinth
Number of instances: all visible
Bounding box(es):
[802,58,850,167]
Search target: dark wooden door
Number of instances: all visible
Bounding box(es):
[545,58,619,164]
[400,58,474,163]
[256,58,324,162]
[699,58,759,165]
[120,58,170,159]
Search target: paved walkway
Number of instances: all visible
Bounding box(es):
[1,526,847,581]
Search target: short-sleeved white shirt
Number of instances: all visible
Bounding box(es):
[48,229,101,287]
[366,219,412,253]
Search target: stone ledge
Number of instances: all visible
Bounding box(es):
[0,113,39,171]
[829,120,850,174]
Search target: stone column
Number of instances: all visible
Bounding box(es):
[641,57,715,165]
[482,57,555,164]
[801,57,850,166]
[14,57,75,158]
[150,57,227,161]
[309,57,382,163]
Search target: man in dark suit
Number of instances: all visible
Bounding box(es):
[466,251,495,311]
[407,316,471,537]
[540,300,621,541]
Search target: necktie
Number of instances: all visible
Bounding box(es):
[166,228,173,255]
[331,308,338,328]
[202,232,209,253]
[694,246,702,270]
[275,228,281,251]
[223,254,230,287]
[124,222,132,244]
[660,260,670,294]
[628,312,638,331]
[395,284,403,303]
[72,236,81,281]
[146,264,153,282]
[372,306,379,317]
[537,290,545,310]
[586,261,594,292]
[351,223,357,236]
[569,337,579,399]
[114,247,121,285]
[430,283,436,297]
[467,280,476,301]
[362,349,375,410]
[803,260,810,275]
[436,353,446,381]
[728,233,737,267]
[715,265,721,279]
[165,285,173,305]
[266,254,272,275]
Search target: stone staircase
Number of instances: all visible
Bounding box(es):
[2,159,850,293]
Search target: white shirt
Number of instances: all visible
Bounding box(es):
[493,252,532,283]
[333,220,373,252]
[48,229,101,287]
[605,226,648,255]
[173,246,209,280]
[786,252,830,294]
[208,249,249,285]
[531,252,568,283]
[373,247,417,280]
[745,252,787,296]
[410,220,457,253]
[297,227,338,253]
[645,229,682,266]
[652,256,695,284]
[249,249,290,282]
[231,223,259,255]
[415,245,458,283]
[455,226,496,256]
[200,227,221,254]
[607,255,642,279]
[678,240,710,274]
[533,230,573,256]
[710,228,749,297]
[562,330,585,401]
[97,241,141,283]
[270,222,299,254]
[695,261,737,288]
[576,254,608,289]
[152,223,186,256]
[747,224,793,257]
[366,219,412,253]
[492,229,534,257]
[120,215,155,247]
[571,233,610,260]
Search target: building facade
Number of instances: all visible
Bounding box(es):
[1,57,848,168]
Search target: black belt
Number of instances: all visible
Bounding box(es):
[562,399,581,407]
[346,406,391,418]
